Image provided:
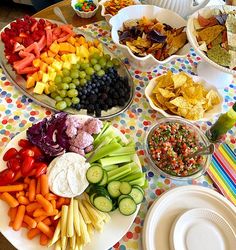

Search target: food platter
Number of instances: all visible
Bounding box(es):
[0,115,141,250]
[142,185,236,250]
[0,19,134,120]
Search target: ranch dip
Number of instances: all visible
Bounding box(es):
[47,152,90,197]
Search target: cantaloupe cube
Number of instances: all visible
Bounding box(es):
[37,70,43,81]
[39,62,48,72]
[67,36,76,45]
[59,42,75,53]
[76,36,86,45]
[33,58,41,68]
[40,52,48,60]
[33,82,46,94]
[44,57,54,65]
[31,72,39,81]
[50,42,60,54]
[26,76,36,89]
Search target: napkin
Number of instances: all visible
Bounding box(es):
[207,143,236,206]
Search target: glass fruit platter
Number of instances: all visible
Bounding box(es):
[0,17,134,120]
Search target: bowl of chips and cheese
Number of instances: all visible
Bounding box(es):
[109,5,190,70]
[100,0,141,24]
[187,5,236,76]
[145,71,223,121]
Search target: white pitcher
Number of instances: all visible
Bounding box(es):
[143,0,210,18]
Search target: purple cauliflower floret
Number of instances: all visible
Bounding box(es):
[69,146,85,156]
[84,118,103,135]
[70,130,94,149]
[84,145,94,153]
[66,116,84,138]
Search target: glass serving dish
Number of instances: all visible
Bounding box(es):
[144,117,212,180]
[0,19,134,120]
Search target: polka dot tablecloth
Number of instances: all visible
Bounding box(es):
[0,21,236,250]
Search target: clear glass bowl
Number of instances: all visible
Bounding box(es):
[144,117,212,181]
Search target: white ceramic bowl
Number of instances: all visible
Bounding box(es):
[187,5,236,76]
[109,5,190,71]
[145,73,223,121]
[99,0,141,24]
[71,0,99,18]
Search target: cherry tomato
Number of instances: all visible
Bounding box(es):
[21,156,35,177]
[30,146,42,159]
[7,158,21,172]
[19,148,35,158]
[18,139,32,148]
[3,148,18,161]
[0,169,15,185]
[34,163,47,178]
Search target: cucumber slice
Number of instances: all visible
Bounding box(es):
[93,195,113,212]
[132,185,144,195]
[129,187,144,204]
[86,165,104,184]
[89,193,96,205]
[107,181,121,198]
[119,182,132,195]
[119,197,137,216]
[118,194,131,203]
[98,170,108,186]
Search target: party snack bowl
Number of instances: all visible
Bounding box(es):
[71,0,99,18]
[145,72,223,121]
[144,117,212,181]
[110,5,190,71]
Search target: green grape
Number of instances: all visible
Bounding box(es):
[61,83,69,90]
[92,53,100,59]
[55,101,67,110]
[72,97,80,105]
[112,58,120,66]
[62,68,70,76]
[48,85,57,93]
[80,79,87,86]
[70,70,79,79]
[70,64,78,70]
[97,69,105,77]
[85,75,91,81]
[90,58,98,65]
[59,90,67,98]
[67,89,78,98]
[63,76,72,84]
[104,54,111,61]
[106,61,113,68]
[54,96,63,102]
[80,63,90,70]
[69,83,76,89]
[64,97,72,107]
[94,64,101,71]
[51,92,58,99]
[85,67,95,75]
[98,57,107,68]
[72,79,80,86]
[79,71,86,79]
[54,75,62,84]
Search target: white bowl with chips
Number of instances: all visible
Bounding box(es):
[100,0,141,24]
[145,72,223,121]
[109,5,190,71]
[187,5,236,87]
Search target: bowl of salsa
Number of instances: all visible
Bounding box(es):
[145,117,212,180]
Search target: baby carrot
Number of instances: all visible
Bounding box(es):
[42,218,52,226]
[23,215,37,229]
[29,179,36,202]
[40,175,49,196]
[35,215,47,223]
[12,205,25,231]
[36,194,53,213]
[16,191,25,199]
[56,197,65,209]
[24,177,31,184]
[26,202,41,213]
[18,196,29,205]
[1,192,19,208]
[40,233,49,246]
[8,207,18,222]
[37,221,54,239]
[36,179,41,194]
[51,199,56,209]
[0,184,24,193]
[33,208,48,217]
[45,193,58,201]
[27,228,41,239]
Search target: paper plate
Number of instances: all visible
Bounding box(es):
[170,208,236,250]
[142,185,236,250]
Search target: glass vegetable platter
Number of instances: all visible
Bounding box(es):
[0,20,134,120]
[0,115,141,250]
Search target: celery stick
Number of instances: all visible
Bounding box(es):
[102,164,118,171]
[141,179,149,189]
[109,162,139,180]
[93,122,110,141]
[94,125,117,147]
[129,174,145,186]
[99,155,132,167]
[89,143,121,163]
[108,146,135,156]
[119,172,144,182]
[107,165,131,182]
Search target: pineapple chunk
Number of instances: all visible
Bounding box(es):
[33,82,46,94]
[51,61,63,71]
[63,61,71,69]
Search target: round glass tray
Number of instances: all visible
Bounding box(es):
[0,19,134,120]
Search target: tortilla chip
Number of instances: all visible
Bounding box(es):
[171,73,187,89]
[186,103,205,120]
[206,89,221,105]
[197,25,225,45]
[170,97,193,109]
[168,32,187,55]
[158,88,176,98]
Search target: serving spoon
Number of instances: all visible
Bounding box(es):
[53,6,68,24]
[187,143,215,159]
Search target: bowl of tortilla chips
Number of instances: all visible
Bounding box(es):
[109,5,190,70]
[145,71,223,121]
[187,5,236,75]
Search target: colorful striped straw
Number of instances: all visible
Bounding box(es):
[207,143,236,206]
